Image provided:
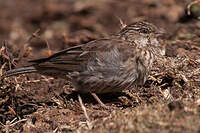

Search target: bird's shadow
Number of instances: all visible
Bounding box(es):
[60,91,135,108]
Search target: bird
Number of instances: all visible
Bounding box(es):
[2,21,165,108]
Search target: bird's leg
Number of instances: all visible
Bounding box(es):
[90,92,108,109]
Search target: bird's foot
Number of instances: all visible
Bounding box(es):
[90,92,109,109]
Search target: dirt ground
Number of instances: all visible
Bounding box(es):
[0,0,200,132]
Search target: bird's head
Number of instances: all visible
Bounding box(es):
[119,21,165,55]
[120,21,165,38]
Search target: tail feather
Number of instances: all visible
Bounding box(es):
[2,66,37,78]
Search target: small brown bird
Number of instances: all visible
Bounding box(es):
[3,21,165,107]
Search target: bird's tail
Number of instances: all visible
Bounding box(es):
[2,66,37,78]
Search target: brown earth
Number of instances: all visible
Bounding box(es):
[0,0,200,133]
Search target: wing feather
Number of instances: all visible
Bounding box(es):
[27,38,137,79]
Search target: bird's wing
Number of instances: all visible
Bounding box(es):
[28,38,137,76]
[29,45,85,72]
[81,38,136,74]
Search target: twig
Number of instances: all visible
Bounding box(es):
[44,38,52,56]
[24,29,41,45]
[18,29,41,60]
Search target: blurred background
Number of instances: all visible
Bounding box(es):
[0,0,199,60]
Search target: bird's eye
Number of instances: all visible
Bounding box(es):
[140,28,149,34]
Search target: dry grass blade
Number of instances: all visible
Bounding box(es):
[0,118,27,133]
[115,15,127,29]
[187,0,200,15]
[78,94,92,129]
[0,62,7,77]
